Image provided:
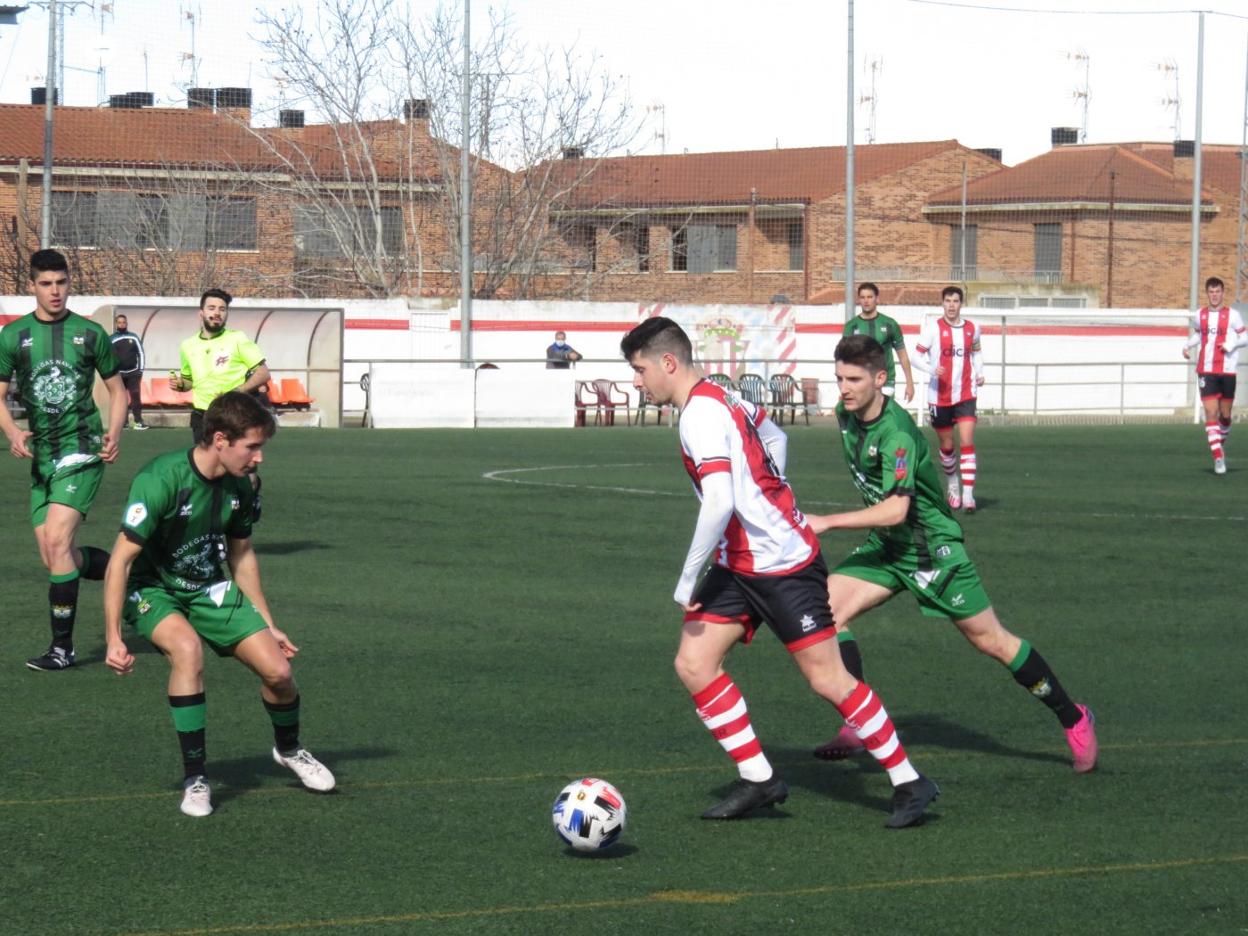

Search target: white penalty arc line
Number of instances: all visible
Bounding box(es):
[482,464,1246,521]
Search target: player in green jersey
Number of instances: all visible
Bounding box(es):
[103,392,335,817]
[0,249,128,671]
[172,288,270,518]
[805,334,1098,773]
[842,283,915,403]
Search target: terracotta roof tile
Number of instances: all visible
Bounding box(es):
[926,143,1210,207]
[552,140,971,208]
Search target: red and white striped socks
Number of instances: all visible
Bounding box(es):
[1218,417,1231,444]
[836,682,920,786]
[692,673,772,782]
[1206,420,1225,460]
[960,445,977,499]
[939,445,958,493]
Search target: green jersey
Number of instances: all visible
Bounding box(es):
[0,311,119,481]
[179,328,265,411]
[836,397,967,568]
[842,313,905,386]
[120,449,256,596]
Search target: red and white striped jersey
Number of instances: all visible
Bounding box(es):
[1188,306,1247,376]
[915,316,981,406]
[679,380,818,576]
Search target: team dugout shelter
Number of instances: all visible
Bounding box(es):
[94,303,344,427]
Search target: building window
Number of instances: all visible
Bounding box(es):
[1034,223,1062,283]
[50,192,98,247]
[786,220,804,271]
[674,223,737,273]
[206,197,257,251]
[635,224,650,272]
[950,224,977,280]
[133,195,168,249]
[294,204,404,258]
[562,222,596,271]
[671,226,688,271]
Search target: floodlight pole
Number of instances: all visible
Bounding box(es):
[845,0,855,317]
[459,0,473,366]
[1188,11,1204,312]
[40,0,56,248]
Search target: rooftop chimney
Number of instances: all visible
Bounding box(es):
[562,145,585,160]
[215,87,252,109]
[30,87,58,106]
[974,147,1003,162]
[1173,139,1195,158]
[403,98,429,120]
[1051,127,1079,147]
[188,87,215,109]
[279,109,305,129]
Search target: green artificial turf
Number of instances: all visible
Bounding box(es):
[0,423,1243,935]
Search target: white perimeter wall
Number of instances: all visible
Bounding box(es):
[1,295,1227,425]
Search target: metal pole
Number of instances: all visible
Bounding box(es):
[1188,11,1205,312]
[1106,170,1116,307]
[459,0,473,367]
[845,0,855,317]
[959,159,967,284]
[40,0,57,248]
[1237,28,1248,303]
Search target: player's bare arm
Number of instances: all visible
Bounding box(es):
[103,533,143,675]
[238,362,271,396]
[0,380,34,458]
[807,493,911,534]
[897,346,916,402]
[227,536,297,656]
[100,372,128,463]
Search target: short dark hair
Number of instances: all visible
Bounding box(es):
[620,316,693,364]
[200,391,276,444]
[941,285,964,302]
[1205,276,1224,291]
[29,249,69,279]
[200,288,233,309]
[857,282,879,297]
[835,334,887,374]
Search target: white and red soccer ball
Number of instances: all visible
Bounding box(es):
[551,777,626,852]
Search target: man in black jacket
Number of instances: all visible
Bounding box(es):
[111,314,148,430]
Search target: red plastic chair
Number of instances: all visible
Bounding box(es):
[149,377,187,407]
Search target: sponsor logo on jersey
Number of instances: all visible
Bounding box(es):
[29,360,78,414]
[179,503,194,517]
[20,337,33,348]
[936,545,952,559]
[125,502,148,527]
[72,334,85,345]
[65,484,77,493]
[950,593,966,607]
[940,347,967,357]
[799,613,816,633]
[868,445,878,457]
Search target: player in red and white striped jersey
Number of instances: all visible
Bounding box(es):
[1183,277,1247,475]
[912,286,985,511]
[622,316,938,827]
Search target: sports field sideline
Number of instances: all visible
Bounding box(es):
[1,424,1243,935]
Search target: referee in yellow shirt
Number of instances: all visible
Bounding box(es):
[172,288,270,517]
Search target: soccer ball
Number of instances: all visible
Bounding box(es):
[551,777,626,852]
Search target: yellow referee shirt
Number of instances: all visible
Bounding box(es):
[178,328,266,411]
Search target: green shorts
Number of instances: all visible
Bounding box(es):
[833,540,991,620]
[125,580,268,655]
[31,460,105,527]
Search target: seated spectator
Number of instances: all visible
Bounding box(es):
[546,331,583,369]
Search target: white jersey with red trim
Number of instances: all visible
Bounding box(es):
[1189,306,1247,376]
[915,316,981,406]
[679,380,818,576]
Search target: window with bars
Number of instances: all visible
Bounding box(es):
[1034,223,1062,283]
[294,204,404,258]
[51,191,257,252]
[672,223,737,273]
[786,220,804,271]
[950,224,977,280]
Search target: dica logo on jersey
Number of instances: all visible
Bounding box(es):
[940,347,968,358]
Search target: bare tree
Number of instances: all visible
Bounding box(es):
[253,0,640,299]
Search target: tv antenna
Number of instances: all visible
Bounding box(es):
[1158,59,1182,140]
[858,55,882,144]
[645,102,666,154]
[1065,50,1090,142]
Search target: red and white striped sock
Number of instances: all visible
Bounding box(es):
[836,682,920,786]
[1218,417,1231,443]
[1206,420,1225,459]
[960,445,977,497]
[692,673,773,782]
[939,445,958,489]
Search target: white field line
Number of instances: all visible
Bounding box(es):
[482,464,1246,522]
